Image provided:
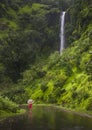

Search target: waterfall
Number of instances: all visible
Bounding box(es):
[60,11,66,54]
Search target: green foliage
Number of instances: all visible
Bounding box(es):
[65,0,92,45]
[0,31,36,82]
[0,96,18,114]
[47,51,60,69]
[86,97,92,110]
[0,1,60,83]
[0,0,92,113]
[12,22,92,110]
[40,81,48,92]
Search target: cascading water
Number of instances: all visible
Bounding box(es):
[60,11,66,54]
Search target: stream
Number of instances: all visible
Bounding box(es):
[0,105,92,130]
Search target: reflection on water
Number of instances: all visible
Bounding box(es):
[0,106,92,130]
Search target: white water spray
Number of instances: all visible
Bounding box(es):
[60,11,66,54]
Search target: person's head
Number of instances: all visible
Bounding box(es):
[28,99,33,104]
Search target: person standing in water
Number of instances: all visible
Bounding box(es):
[27,99,34,109]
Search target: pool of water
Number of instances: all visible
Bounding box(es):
[0,105,92,130]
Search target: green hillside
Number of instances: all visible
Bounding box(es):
[0,0,92,116]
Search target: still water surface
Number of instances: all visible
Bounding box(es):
[0,106,92,130]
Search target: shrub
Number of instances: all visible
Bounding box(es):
[0,96,18,113]
[85,97,92,110]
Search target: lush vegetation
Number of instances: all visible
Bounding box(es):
[0,0,92,117]
[0,96,24,118]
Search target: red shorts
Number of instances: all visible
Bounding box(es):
[28,103,32,109]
